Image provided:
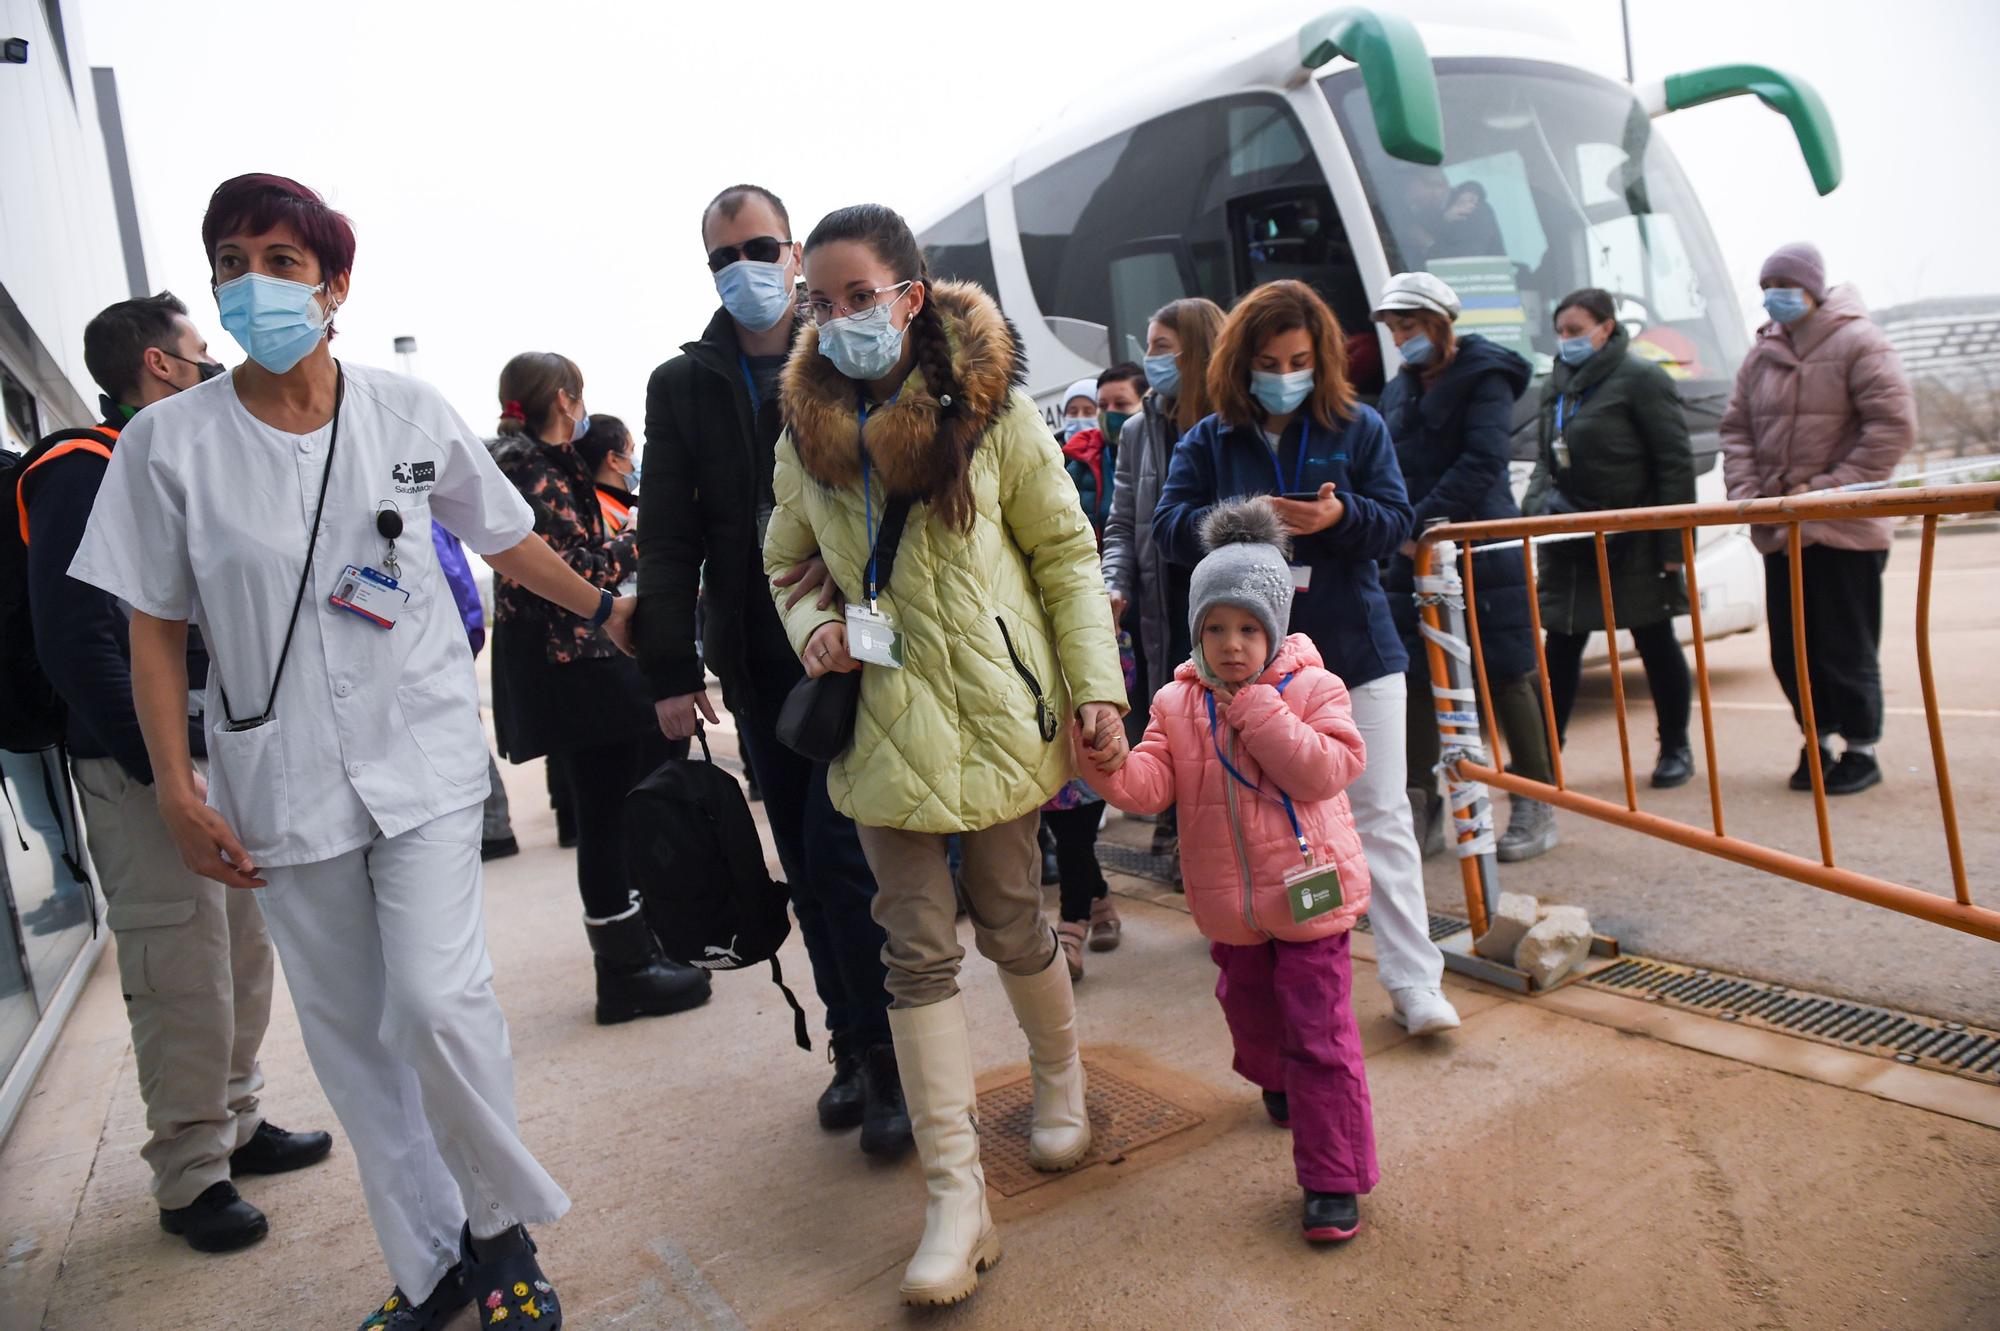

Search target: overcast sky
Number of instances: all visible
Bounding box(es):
[78,0,2000,429]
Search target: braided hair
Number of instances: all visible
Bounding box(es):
[804,204,975,530]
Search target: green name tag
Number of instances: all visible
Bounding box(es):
[1286,864,1343,923]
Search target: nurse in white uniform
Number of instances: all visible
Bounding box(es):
[72,174,596,1331]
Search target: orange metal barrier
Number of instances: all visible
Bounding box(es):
[1412,483,2000,950]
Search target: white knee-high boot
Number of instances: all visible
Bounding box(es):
[997,951,1091,1172]
[888,995,1000,1306]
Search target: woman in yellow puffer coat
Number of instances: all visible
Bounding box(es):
[764,203,1126,1310]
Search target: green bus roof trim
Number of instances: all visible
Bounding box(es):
[1663,64,1842,195]
[1299,7,1445,166]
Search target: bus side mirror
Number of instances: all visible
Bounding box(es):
[1649,64,1842,196]
[1298,7,1444,167]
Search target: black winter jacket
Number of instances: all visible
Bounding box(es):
[636,308,800,707]
[1378,335,1539,682]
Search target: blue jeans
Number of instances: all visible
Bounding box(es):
[734,662,892,1050]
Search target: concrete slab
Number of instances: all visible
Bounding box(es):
[3,753,1996,1331]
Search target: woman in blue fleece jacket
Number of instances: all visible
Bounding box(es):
[1151,279,1460,1038]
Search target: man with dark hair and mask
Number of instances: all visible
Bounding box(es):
[637,184,910,1158]
[17,292,333,1255]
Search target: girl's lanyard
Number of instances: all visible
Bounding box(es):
[856,392,900,605]
[1269,419,1312,496]
[1205,675,1310,862]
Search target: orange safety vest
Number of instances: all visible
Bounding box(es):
[15,426,119,545]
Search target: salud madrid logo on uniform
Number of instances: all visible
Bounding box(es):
[391,461,436,495]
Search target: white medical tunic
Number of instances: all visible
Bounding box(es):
[71,363,534,868]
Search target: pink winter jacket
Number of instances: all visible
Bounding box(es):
[1720,285,1917,553]
[1078,634,1371,946]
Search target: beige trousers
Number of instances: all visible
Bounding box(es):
[856,811,1055,1008]
[72,756,274,1209]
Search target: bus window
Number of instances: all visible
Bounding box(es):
[917,197,1002,305]
[1013,94,1353,355]
[1327,58,1747,406]
[1229,187,1371,333]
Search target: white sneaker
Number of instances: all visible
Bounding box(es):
[1391,986,1461,1036]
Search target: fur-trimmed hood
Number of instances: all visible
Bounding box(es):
[780,280,1026,501]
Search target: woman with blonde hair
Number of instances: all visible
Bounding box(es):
[1153,279,1458,1038]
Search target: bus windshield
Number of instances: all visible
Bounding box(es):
[1327,58,1747,409]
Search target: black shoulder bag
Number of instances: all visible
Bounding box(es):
[776,493,912,762]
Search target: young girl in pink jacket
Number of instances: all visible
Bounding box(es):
[1075,498,1379,1243]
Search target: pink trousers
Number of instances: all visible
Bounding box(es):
[1211,931,1379,1194]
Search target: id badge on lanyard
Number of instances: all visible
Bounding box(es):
[1207,681,1341,923]
[329,565,409,629]
[851,396,904,669]
[1275,423,1316,594]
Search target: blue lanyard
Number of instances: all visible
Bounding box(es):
[1268,419,1312,495]
[1205,675,1309,858]
[738,355,761,414]
[857,394,898,602]
[1554,384,1597,437]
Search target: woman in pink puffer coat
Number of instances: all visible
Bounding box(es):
[1076,499,1377,1246]
[1721,242,1917,796]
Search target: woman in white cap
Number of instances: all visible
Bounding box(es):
[1372,272,1559,863]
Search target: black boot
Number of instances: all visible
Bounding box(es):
[159,1180,268,1253]
[481,834,520,862]
[817,1039,864,1130]
[585,911,710,1026]
[1650,745,1695,790]
[1825,749,1882,795]
[1302,1190,1361,1243]
[1789,743,1834,791]
[230,1120,334,1176]
[463,1224,560,1328]
[1262,1090,1290,1126]
[858,1042,914,1158]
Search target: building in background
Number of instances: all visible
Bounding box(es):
[1876,297,2000,470]
[0,0,150,1139]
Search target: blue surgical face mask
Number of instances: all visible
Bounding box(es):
[569,402,590,444]
[715,258,794,333]
[1398,334,1435,366]
[1143,351,1181,398]
[1062,416,1096,440]
[1557,334,1597,366]
[1249,367,1314,416]
[621,451,642,493]
[215,273,333,375]
[817,291,910,382]
[1763,287,1811,325]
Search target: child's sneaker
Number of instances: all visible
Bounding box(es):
[1261,1090,1289,1126]
[463,1224,561,1328]
[1302,1191,1360,1243]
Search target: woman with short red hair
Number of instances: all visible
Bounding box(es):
[73,174,594,1330]
[1153,279,1460,1039]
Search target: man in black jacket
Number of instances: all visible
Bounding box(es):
[19,293,332,1253]
[638,185,908,1156]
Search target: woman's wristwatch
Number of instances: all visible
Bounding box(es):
[587,587,615,629]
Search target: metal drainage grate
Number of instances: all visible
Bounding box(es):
[1586,958,2000,1086]
[976,1063,1204,1197]
[1354,910,1471,944]
[1098,843,1180,886]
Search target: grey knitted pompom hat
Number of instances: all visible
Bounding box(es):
[1188,498,1294,686]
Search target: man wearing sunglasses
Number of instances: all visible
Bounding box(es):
[636,185,909,1158]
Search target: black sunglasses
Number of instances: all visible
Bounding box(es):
[706,235,794,273]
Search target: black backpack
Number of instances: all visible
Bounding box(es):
[2,428,116,754]
[623,728,809,1050]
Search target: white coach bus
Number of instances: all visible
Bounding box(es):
[915,3,1844,642]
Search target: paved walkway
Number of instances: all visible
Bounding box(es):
[2,742,1996,1330]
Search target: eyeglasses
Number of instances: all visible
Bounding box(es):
[706,236,794,273]
[797,280,914,328]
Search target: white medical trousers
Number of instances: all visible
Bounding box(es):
[255,803,569,1303]
[1346,674,1446,995]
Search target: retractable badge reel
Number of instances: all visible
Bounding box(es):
[327,501,412,629]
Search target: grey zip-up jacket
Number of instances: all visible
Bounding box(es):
[1100,392,1186,696]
